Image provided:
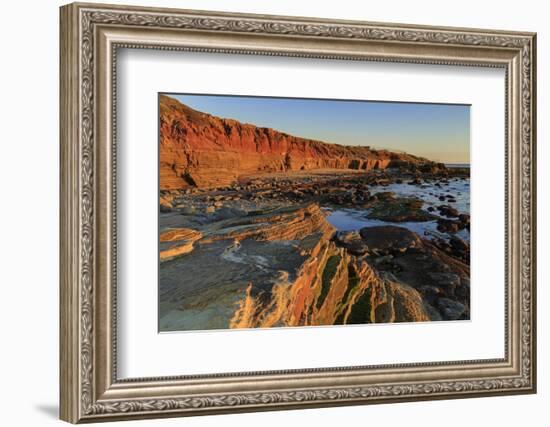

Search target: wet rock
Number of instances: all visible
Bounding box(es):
[372,191,396,200]
[431,237,452,253]
[424,303,443,321]
[419,285,445,299]
[365,196,437,222]
[355,189,369,200]
[458,213,470,227]
[450,235,469,252]
[213,207,247,220]
[370,254,394,267]
[437,218,462,234]
[449,236,470,261]
[160,204,172,213]
[180,206,196,215]
[375,237,470,320]
[427,272,461,290]
[359,226,422,254]
[334,231,369,256]
[437,298,466,320]
[437,205,460,218]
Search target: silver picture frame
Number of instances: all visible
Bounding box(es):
[60,2,536,423]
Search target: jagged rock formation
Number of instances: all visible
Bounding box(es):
[159,201,469,331]
[229,237,432,329]
[227,219,469,329]
[159,95,442,189]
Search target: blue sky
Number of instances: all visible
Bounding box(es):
[166,93,470,164]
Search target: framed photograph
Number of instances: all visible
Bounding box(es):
[60,2,537,423]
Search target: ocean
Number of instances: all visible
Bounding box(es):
[325,176,470,243]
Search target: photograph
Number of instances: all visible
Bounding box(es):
[158,94,471,332]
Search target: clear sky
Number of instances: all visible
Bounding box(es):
[167,93,470,164]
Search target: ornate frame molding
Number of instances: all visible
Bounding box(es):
[60,2,536,423]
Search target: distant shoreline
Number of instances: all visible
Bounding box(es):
[445,163,470,169]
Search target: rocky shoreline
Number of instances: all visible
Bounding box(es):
[159,167,470,331]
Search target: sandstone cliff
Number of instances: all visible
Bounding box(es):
[160,95,440,189]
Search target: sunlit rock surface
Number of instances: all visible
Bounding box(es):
[159,95,443,189]
[159,200,468,331]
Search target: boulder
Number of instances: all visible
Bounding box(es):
[373,191,396,200]
[365,196,437,222]
[333,231,370,256]
[450,235,469,252]
[437,298,466,320]
[437,218,462,234]
[437,204,460,218]
[359,226,422,254]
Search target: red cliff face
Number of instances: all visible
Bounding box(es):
[159,95,434,189]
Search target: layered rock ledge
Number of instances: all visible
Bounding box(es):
[159,199,470,331]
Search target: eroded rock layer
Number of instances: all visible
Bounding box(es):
[160,95,443,189]
[159,201,469,331]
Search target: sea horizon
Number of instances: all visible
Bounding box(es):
[445,163,470,168]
